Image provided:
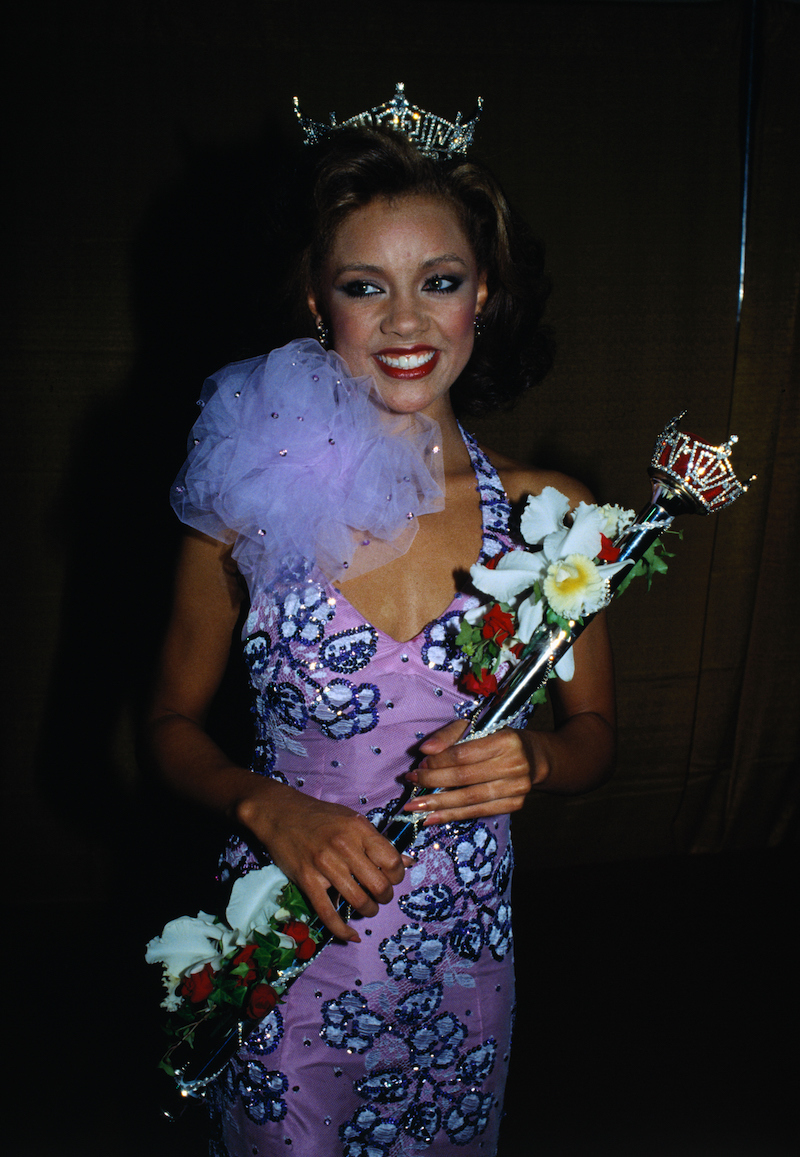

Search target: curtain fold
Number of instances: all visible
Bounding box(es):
[678,1,800,852]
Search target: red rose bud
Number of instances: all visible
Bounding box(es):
[481,604,515,646]
[245,983,278,1021]
[282,920,310,943]
[485,552,504,570]
[180,962,215,1005]
[462,668,498,697]
[294,936,317,962]
[598,534,621,562]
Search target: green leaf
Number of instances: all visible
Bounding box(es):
[544,608,576,632]
[613,558,645,597]
[277,881,314,922]
[254,928,281,949]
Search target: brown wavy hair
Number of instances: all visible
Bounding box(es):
[295,126,553,417]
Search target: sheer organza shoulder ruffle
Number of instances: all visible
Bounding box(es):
[171,340,446,596]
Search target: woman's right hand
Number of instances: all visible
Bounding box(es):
[236,778,408,943]
[146,529,407,942]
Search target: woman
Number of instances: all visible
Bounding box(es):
[147,125,614,1155]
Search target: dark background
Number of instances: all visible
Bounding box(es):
[2,2,797,1154]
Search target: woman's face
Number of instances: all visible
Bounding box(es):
[309,194,487,422]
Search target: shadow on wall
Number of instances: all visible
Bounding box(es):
[36,121,309,922]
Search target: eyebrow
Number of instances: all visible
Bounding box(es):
[332,254,469,278]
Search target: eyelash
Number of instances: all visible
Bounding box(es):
[339,281,381,298]
[425,274,463,294]
[338,274,464,299]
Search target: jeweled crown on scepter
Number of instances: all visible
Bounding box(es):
[293,82,483,160]
[649,411,756,515]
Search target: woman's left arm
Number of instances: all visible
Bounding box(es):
[404,609,615,825]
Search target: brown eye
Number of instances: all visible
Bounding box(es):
[424,275,462,294]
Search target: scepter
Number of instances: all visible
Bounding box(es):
[381,411,754,850]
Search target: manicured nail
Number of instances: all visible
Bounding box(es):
[404,798,426,812]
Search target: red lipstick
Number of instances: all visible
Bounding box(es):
[372,346,440,380]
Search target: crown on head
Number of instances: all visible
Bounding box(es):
[293,82,483,161]
[649,411,755,515]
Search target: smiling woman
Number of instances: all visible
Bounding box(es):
[145,118,615,1156]
[309,194,487,421]
[299,125,554,419]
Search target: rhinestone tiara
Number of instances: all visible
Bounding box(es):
[649,411,755,515]
[293,82,483,160]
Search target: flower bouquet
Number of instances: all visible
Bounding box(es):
[145,865,322,1111]
[147,412,752,1107]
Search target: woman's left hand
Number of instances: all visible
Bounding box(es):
[403,612,617,824]
[403,720,536,825]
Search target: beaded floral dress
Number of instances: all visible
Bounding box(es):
[171,343,523,1157]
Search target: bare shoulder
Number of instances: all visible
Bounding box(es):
[479,444,594,509]
[175,528,245,606]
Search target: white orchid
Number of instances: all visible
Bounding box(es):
[145,911,224,982]
[147,863,319,1078]
[542,500,606,561]
[225,864,296,949]
[520,489,630,621]
[469,549,547,606]
[145,865,298,993]
[519,485,571,545]
[160,983,184,1012]
[521,487,629,563]
[543,553,609,620]
[515,593,544,644]
[461,486,640,697]
[553,649,575,682]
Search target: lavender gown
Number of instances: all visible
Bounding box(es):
[172,344,521,1156]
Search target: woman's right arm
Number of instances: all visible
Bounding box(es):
[144,530,405,941]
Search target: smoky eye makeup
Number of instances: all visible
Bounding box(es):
[337,279,384,298]
[424,273,465,294]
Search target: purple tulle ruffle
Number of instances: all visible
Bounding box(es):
[171,340,446,595]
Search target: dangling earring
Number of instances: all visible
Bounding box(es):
[474,314,484,338]
[316,316,330,349]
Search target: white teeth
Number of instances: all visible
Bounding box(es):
[376,350,436,370]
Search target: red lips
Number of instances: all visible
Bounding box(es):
[372,346,440,380]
